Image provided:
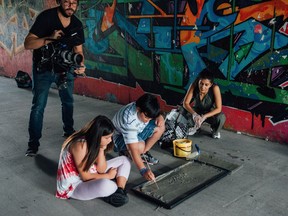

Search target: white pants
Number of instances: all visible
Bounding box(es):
[71,156,131,200]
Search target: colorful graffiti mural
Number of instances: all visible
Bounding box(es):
[0,0,287,143]
[76,0,288,143]
[0,1,55,77]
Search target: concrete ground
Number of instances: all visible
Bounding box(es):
[1,76,287,216]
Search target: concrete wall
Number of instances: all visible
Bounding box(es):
[0,0,287,144]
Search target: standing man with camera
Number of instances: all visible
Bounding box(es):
[24,0,85,157]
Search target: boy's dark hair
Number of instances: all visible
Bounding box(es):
[136,93,161,119]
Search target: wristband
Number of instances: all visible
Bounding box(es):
[139,168,148,176]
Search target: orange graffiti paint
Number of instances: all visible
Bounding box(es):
[180,0,205,46]
[101,0,117,32]
[235,0,288,24]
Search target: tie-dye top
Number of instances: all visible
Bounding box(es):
[55,140,97,199]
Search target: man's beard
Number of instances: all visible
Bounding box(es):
[59,5,76,18]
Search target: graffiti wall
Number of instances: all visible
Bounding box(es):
[0,0,287,144]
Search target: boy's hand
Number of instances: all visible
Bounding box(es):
[143,169,155,181]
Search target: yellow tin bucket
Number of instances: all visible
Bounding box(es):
[173,139,192,158]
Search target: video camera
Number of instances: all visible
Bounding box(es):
[50,40,83,71]
[37,31,83,89]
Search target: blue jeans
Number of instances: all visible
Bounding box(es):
[28,65,75,148]
[113,120,156,152]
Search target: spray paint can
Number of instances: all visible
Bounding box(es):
[186,144,200,160]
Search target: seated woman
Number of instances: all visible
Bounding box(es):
[183,69,226,138]
[56,115,131,207]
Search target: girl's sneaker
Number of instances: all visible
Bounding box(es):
[103,187,129,207]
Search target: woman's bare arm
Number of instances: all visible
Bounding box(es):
[70,141,116,181]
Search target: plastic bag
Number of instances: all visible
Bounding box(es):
[160,106,193,148]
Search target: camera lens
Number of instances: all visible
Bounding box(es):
[71,53,83,65]
[60,51,83,65]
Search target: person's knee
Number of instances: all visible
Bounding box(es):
[219,113,226,124]
[156,123,165,136]
[119,155,131,167]
[31,106,45,116]
[136,141,145,153]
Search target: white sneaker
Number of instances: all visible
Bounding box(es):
[212,132,221,139]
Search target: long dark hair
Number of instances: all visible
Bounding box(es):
[63,115,115,172]
[194,69,214,85]
[192,69,215,95]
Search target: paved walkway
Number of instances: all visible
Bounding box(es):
[1,76,287,216]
